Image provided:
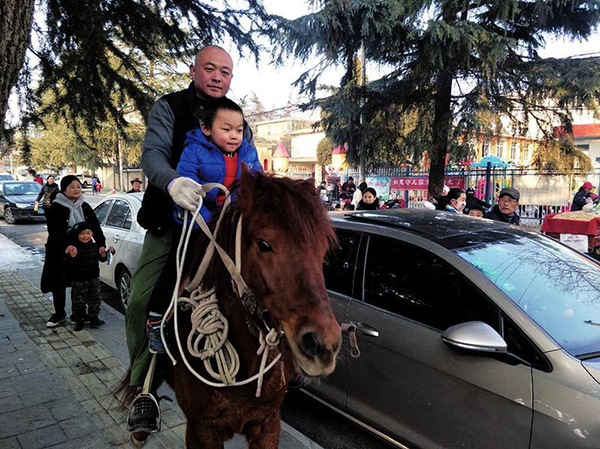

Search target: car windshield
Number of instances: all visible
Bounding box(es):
[0,174,13,181]
[454,234,600,359]
[3,182,41,196]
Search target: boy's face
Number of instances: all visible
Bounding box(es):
[202,109,244,153]
[78,229,93,243]
[468,209,484,218]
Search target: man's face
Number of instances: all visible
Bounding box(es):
[498,195,518,215]
[132,181,141,190]
[78,229,93,244]
[47,176,55,185]
[190,47,233,98]
[202,109,244,153]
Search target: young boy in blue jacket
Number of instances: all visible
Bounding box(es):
[145,97,262,352]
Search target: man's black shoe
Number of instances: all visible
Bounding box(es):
[74,321,85,332]
[127,394,160,434]
[70,314,90,323]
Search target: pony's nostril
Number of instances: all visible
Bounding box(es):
[298,332,322,359]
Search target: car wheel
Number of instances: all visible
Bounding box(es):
[117,267,132,311]
[4,207,16,224]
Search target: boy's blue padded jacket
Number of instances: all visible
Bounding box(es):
[174,128,263,225]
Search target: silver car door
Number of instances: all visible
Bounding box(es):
[94,200,114,285]
[345,234,533,449]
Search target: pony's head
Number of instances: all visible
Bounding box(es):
[235,165,341,377]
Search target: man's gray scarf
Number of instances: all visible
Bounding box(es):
[53,193,86,231]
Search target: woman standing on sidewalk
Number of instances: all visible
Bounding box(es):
[41,175,107,328]
[35,175,59,217]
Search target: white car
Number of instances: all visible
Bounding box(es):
[93,193,145,309]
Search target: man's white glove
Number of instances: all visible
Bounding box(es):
[168,177,202,211]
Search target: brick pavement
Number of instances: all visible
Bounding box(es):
[0,232,323,449]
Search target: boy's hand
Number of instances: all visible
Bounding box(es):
[99,247,107,258]
[169,177,202,211]
[108,246,116,254]
[66,245,77,257]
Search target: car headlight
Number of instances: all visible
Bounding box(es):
[15,203,31,209]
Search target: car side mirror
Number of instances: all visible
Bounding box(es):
[441,321,507,354]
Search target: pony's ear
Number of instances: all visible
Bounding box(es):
[238,163,255,211]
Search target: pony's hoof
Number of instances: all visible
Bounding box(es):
[130,432,150,447]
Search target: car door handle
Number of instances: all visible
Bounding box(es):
[351,321,379,338]
[113,235,121,243]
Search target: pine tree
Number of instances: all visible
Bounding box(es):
[273,0,600,196]
[1,0,270,142]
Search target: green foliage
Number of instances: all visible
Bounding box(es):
[533,136,593,173]
[272,0,600,193]
[316,137,334,165]
[11,0,271,147]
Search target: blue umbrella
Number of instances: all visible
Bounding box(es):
[470,156,509,168]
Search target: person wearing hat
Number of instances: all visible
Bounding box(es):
[484,187,521,225]
[64,222,115,331]
[127,178,143,193]
[40,175,108,328]
[571,181,596,211]
[464,187,491,215]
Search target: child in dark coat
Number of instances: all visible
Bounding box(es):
[65,222,114,331]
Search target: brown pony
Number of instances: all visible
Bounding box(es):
[161,166,341,448]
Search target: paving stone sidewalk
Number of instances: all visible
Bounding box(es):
[0,233,323,449]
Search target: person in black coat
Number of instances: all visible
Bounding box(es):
[571,182,595,211]
[35,175,60,216]
[463,187,491,214]
[484,187,521,225]
[41,175,107,328]
[356,187,380,210]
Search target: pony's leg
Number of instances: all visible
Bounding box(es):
[244,412,281,449]
[185,421,225,449]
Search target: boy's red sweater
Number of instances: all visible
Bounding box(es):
[216,152,239,206]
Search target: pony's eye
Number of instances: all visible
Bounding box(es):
[256,239,273,253]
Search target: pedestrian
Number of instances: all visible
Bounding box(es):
[40,175,108,328]
[64,222,114,331]
[467,204,485,218]
[342,176,356,196]
[91,176,98,195]
[484,187,521,225]
[127,178,143,193]
[95,177,102,194]
[438,188,466,214]
[33,173,43,184]
[571,181,595,211]
[352,182,367,207]
[145,97,261,353]
[35,175,59,217]
[464,187,491,214]
[124,45,256,436]
[357,187,380,210]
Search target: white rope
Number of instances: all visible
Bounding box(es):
[160,183,282,397]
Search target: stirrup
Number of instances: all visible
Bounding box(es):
[127,393,161,434]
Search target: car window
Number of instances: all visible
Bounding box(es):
[364,235,500,332]
[123,209,132,230]
[3,182,40,195]
[323,228,362,298]
[105,200,130,228]
[455,235,600,358]
[94,201,112,225]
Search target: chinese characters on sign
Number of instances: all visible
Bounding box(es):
[389,176,466,191]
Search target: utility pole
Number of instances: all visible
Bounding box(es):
[117,135,124,192]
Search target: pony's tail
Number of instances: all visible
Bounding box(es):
[113,367,137,408]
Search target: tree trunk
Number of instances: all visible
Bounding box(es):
[428,69,454,198]
[0,0,35,127]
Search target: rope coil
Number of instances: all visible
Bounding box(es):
[161,183,282,397]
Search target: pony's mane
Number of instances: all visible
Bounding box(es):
[184,172,335,292]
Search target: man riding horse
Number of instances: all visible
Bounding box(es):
[125,45,255,435]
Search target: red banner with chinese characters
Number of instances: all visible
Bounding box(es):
[389,176,465,191]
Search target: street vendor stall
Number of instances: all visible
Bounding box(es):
[541,211,600,257]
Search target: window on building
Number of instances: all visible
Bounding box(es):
[496,140,504,158]
[482,141,491,157]
[510,142,518,161]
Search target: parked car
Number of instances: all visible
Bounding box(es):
[93,193,145,309]
[308,209,600,448]
[0,181,45,224]
[75,173,93,188]
[0,173,14,181]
